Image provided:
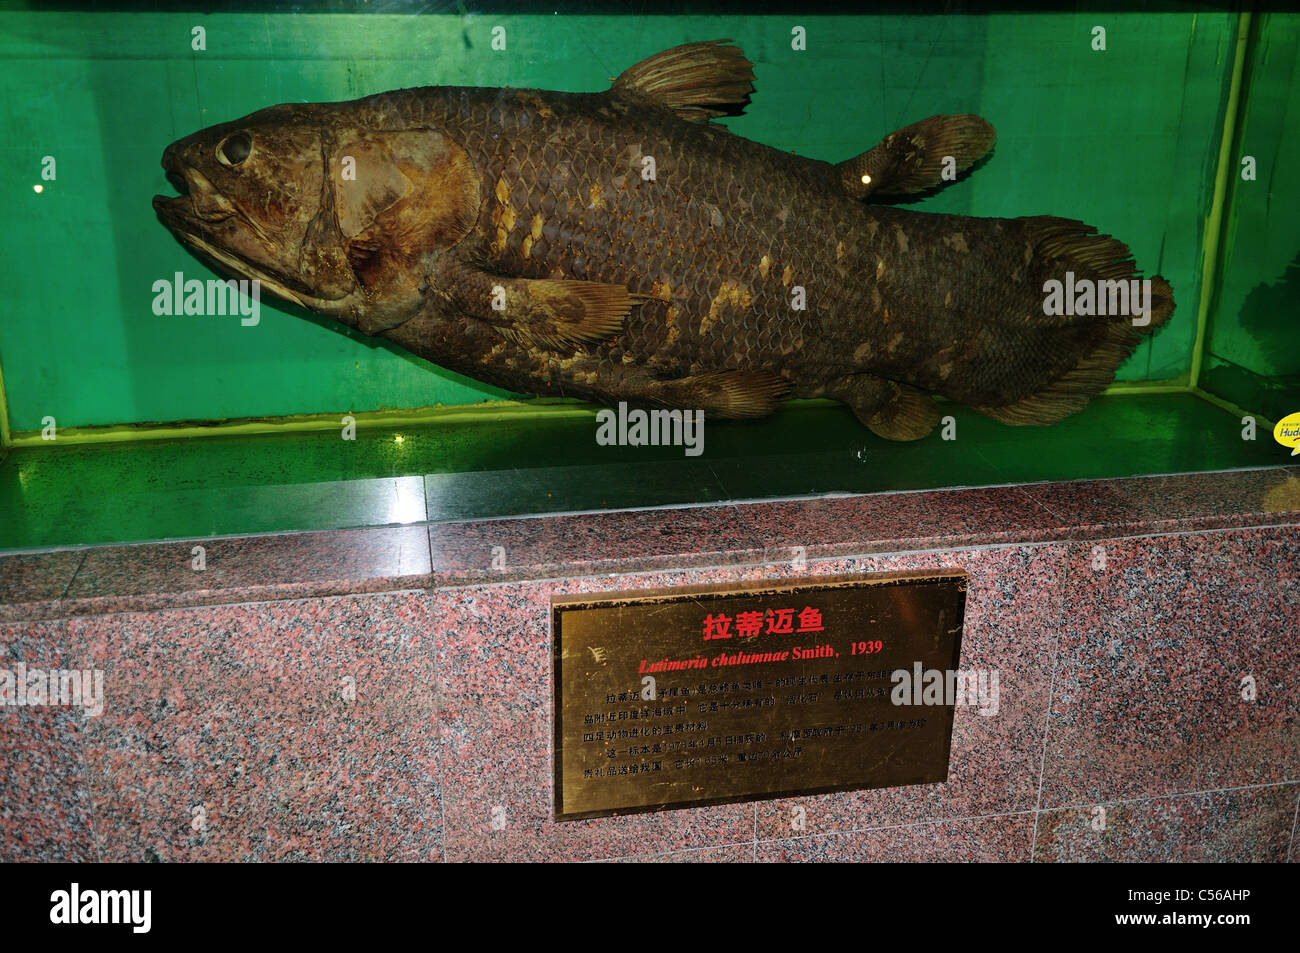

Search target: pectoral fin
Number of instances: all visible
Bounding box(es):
[507,279,635,349]
[838,115,995,201]
[428,259,635,350]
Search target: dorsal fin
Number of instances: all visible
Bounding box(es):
[838,115,996,200]
[612,40,754,122]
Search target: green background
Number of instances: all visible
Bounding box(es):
[0,9,1245,432]
[1201,11,1300,424]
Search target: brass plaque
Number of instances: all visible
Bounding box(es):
[552,570,968,820]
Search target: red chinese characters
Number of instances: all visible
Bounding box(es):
[766,608,795,633]
[797,606,824,632]
[736,610,763,637]
[702,606,824,640]
[701,613,733,640]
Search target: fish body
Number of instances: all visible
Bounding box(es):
[154,41,1173,439]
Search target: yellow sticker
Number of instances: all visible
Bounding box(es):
[1273,412,1300,456]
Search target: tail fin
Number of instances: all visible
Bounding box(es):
[973,217,1174,426]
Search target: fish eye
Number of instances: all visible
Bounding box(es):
[217,132,252,166]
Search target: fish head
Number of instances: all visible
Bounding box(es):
[153,104,360,313]
[154,102,481,335]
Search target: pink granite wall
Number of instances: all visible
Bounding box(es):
[2,468,1298,862]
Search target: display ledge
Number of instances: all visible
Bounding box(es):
[1,466,1296,623]
[0,392,1284,552]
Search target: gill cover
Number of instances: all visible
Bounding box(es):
[319,129,480,335]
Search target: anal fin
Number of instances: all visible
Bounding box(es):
[827,374,940,441]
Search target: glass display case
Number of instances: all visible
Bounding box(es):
[2,4,1294,550]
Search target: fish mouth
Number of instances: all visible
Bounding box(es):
[154,165,241,226]
[153,194,311,307]
[160,221,310,309]
[153,163,325,308]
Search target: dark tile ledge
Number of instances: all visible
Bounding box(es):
[2,467,1297,622]
[0,527,433,623]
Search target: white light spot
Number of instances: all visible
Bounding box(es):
[386,476,426,525]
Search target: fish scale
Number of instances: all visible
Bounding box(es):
[425,88,872,385]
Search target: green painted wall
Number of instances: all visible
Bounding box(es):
[1201,11,1300,423]
[0,11,1238,433]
